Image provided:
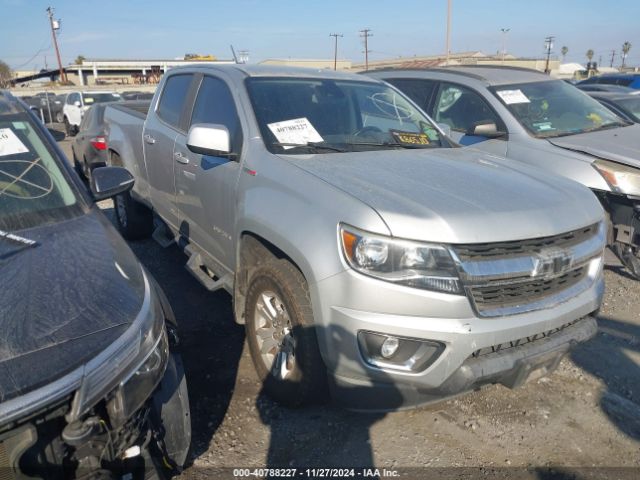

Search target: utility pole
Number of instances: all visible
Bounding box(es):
[47,7,66,83]
[329,33,343,70]
[360,28,372,71]
[445,0,452,65]
[610,50,616,67]
[544,35,554,74]
[500,28,510,63]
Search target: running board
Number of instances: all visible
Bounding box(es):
[185,249,231,292]
[152,222,175,248]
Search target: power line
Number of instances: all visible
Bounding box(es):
[359,28,372,71]
[329,33,343,70]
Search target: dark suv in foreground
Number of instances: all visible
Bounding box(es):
[0,91,190,478]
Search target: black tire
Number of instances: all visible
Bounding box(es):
[114,191,154,240]
[63,116,76,137]
[55,111,63,123]
[245,259,328,407]
[615,242,640,280]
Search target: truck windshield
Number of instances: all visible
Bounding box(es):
[246,77,444,154]
[1,110,82,232]
[492,80,630,138]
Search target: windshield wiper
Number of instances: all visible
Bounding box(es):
[346,141,433,149]
[272,142,347,153]
[0,230,39,261]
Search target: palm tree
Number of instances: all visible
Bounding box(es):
[561,46,569,62]
[621,41,632,68]
[586,49,594,62]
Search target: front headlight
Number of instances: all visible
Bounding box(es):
[69,271,167,422]
[593,159,640,196]
[340,224,462,294]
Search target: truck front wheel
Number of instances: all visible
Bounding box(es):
[245,259,328,407]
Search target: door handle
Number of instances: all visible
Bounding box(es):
[174,151,189,164]
[143,134,156,145]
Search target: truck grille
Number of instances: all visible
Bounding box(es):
[451,223,604,317]
[454,224,598,261]
[469,266,586,313]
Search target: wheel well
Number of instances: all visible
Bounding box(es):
[234,232,305,325]
[109,150,123,166]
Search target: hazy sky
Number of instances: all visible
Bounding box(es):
[2,0,638,70]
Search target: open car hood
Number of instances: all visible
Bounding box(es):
[547,124,640,170]
[0,210,145,403]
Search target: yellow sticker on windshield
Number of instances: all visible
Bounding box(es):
[390,130,430,145]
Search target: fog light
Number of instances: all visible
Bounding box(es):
[357,331,445,373]
[380,336,400,358]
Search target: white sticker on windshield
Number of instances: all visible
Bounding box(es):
[496,89,531,105]
[267,117,323,149]
[0,128,29,157]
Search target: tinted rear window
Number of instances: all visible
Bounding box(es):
[157,74,193,129]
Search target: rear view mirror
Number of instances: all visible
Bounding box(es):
[186,123,231,156]
[467,121,506,138]
[74,101,81,107]
[90,166,135,201]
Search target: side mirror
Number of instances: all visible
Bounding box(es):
[90,166,135,201]
[466,121,506,138]
[437,123,452,137]
[186,123,231,156]
[74,101,81,107]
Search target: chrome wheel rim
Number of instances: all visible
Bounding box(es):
[115,195,127,227]
[253,289,295,380]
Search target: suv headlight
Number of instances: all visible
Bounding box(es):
[69,271,168,423]
[340,225,462,294]
[593,159,640,196]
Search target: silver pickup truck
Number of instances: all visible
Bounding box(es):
[104,65,605,410]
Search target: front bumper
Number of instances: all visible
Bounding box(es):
[311,268,604,410]
[330,317,597,410]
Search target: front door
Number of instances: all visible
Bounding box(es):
[143,73,195,231]
[174,73,244,270]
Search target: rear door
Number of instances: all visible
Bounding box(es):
[143,73,196,231]
[173,73,244,269]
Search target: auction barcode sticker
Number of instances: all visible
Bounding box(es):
[496,89,531,105]
[267,117,323,148]
[0,128,29,157]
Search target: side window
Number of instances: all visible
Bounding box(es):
[190,76,243,153]
[157,74,193,129]
[434,83,500,133]
[67,93,79,105]
[385,78,436,111]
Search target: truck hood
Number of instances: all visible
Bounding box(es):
[285,148,603,243]
[0,210,146,403]
[547,124,640,169]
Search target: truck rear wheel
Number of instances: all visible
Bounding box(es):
[111,152,153,240]
[245,259,328,407]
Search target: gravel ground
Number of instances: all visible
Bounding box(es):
[58,137,640,479]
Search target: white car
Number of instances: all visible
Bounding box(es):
[63,91,122,136]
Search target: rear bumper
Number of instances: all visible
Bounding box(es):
[330,316,597,411]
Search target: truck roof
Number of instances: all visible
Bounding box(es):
[168,63,379,82]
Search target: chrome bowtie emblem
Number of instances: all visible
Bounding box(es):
[532,248,572,277]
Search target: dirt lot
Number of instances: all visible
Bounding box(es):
[57,137,640,479]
